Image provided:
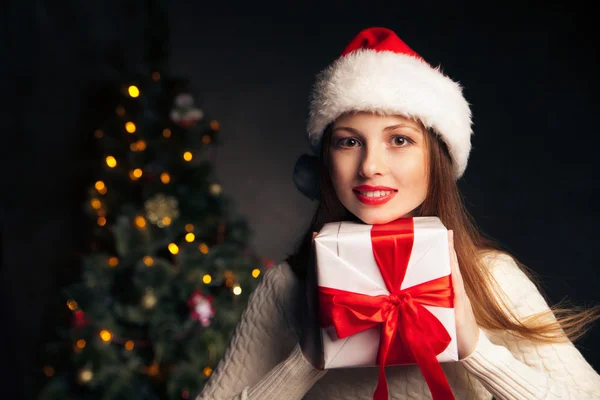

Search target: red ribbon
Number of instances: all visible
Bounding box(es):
[318,218,455,400]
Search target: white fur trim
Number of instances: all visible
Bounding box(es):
[307,49,473,179]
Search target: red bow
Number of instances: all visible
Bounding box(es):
[318,218,455,400]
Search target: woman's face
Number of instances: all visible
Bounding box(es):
[329,112,429,225]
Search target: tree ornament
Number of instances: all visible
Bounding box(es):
[187,290,215,327]
[170,93,204,128]
[144,193,180,227]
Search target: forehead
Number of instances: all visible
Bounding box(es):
[333,111,423,132]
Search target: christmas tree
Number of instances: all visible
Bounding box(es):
[38,68,269,400]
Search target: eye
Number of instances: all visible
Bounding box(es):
[335,137,360,148]
[391,135,413,146]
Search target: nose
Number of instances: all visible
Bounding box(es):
[358,144,388,178]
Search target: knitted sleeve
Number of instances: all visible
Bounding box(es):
[196,263,326,400]
[459,253,600,399]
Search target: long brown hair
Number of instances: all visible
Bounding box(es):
[285,117,599,344]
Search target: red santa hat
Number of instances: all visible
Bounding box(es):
[307,27,473,179]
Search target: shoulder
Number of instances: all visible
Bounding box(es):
[477,250,551,318]
[258,261,303,334]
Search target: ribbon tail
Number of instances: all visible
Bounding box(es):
[372,307,398,400]
[401,305,455,400]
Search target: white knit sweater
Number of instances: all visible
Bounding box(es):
[197,252,600,399]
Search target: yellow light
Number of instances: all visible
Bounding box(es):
[135,216,146,228]
[97,217,107,226]
[160,172,171,184]
[125,121,136,133]
[67,299,78,310]
[203,367,213,377]
[233,286,242,295]
[202,274,212,284]
[199,243,209,254]
[152,72,160,81]
[94,129,103,138]
[202,135,211,144]
[252,269,261,278]
[162,128,171,138]
[136,140,146,151]
[99,330,112,342]
[95,181,105,191]
[185,233,195,242]
[143,256,154,266]
[168,243,179,255]
[132,168,143,178]
[128,85,140,98]
[210,120,220,130]
[97,187,107,195]
[90,198,101,210]
[130,142,137,151]
[183,151,193,162]
[116,106,125,116]
[162,217,172,226]
[185,224,194,232]
[108,257,119,267]
[106,156,117,168]
[125,340,134,351]
[76,339,86,349]
[43,365,55,377]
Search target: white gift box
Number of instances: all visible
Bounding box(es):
[314,216,458,369]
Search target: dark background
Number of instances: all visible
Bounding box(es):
[1,1,598,399]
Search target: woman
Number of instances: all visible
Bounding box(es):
[197,27,600,399]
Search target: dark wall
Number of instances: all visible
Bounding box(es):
[1,1,598,399]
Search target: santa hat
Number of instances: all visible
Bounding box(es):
[307,27,473,179]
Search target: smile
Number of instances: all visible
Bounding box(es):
[353,189,397,205]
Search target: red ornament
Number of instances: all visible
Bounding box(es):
[187,290,215,327]
[72,310,89,328]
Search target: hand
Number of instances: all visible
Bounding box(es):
[448,230,480,360]
[299,232,325,369]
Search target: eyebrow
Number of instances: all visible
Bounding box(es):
[332,124,422,135]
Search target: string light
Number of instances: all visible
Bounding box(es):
[125,122,136,133]
[136,140,146,151]
[143,256,154,267]
[135,216,146,228]
[161,216,172,226]
[132,168,143,179]
[108,257,119,267]
[202,274,212,284]
[78,368,93,383]
[99,330,112,342]
[90,198,101,210]
[95,181,106,191]
[125,340,134,351]
[183,151,193,162]
[128,85,140,98]
[209,183,222,195]
[233,285,242,295]
[199,243,209,254]
[168,243,179,255]
[97,217,107,226]
[43,365,55,377]
[185,233,195,242]
[252,269,261,278]
[202,135,211,144]
[203,367,213,377]
[160,172,171,184]
[185,224,194,232]
[162,128,171,138]
[67,299,78,310]
[76,339,86,349]
[210,120,220,130]
[105,156,117,168]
